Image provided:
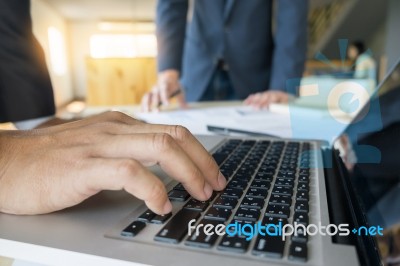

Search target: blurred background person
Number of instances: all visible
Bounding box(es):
[348,40,377,81]
[141,0,308,111]
[0,1,56,129]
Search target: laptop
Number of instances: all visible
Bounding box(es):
[1,62,400,266]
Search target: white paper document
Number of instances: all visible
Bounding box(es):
[135,105,293,138]
[80,103,348,142]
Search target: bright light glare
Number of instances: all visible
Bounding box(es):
[66,101,86,114]
[48,27,67,75]
[90,34,157,58]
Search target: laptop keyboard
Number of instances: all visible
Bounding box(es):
[121,139,313,263]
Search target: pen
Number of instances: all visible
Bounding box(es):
[157,88,182,107]
[206,125,280,138]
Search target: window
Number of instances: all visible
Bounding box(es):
[48,27,67,75]
[90,34,157,58]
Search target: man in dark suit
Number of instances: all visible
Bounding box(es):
[142,0,308,111]
[0,0,55,125]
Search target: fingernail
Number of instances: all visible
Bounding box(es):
[163,200,172,214]
[203,182,213,199]
[218,171,227,189]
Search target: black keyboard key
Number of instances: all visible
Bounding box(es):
[272,186,293,196]
[269,194,292,206]
[220,167,235,178]
[289,242,308,262]
[250,179,270,190]
[299,169,310,175]
[212,153,229,166]
[185,219,221,248]
[294,201,309,213]
[246,188,268,199]
[292,225,308,243]
[218,235,250,253]
[265,204,290,218]
[277,170,295,178]
[242,160,259,168]
[207,192,217,202]
[231,219,255,226]
[296,190,309,202]
[221,162,236,170]
[137,209,156,223]
[234,207,260,222]
[213,196,238,209]
[260,140,271,146]
[151,213,173,224]
[227,179,248,190]
[260,164,277,172]
[121,221,146,237]
[297,183,309,191]
[262,216,288,227]
[300,162,310,169]
[205,207,232,221]
[293,212,309,225]
[236,168,256,176]
[232,173,252,182]
[240,197,264,209]
[279,164,296,171]
[256,169,275,176]
[274,178,294,187]
[253,235,285,258]
[299,176,309,184]
[288,141,300,146]
[254,171,274,182]
[168,190,190,202]
[173,183,186,191]
[221,188,243,199]
[242,140,256,147]
[184,199,210,212]
[154,209,200,244]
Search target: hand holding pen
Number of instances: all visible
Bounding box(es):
[141,69,187,112]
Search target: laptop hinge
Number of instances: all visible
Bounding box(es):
[322,147,355,245]
[323,147,382,266]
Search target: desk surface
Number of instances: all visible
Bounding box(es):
[77,101,295,138]
[75,101,349,142]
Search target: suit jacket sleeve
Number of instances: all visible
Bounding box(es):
[0,0,55,123]
[269,0,308,94]
[156,0,189,73]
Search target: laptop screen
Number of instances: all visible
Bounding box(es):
[334,61,400,264]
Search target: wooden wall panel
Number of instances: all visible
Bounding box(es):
[86,58,157,105]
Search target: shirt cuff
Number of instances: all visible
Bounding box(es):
[13,116,54,130]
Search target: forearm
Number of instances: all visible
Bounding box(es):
[269,0,308,94]
[156,0,189,72]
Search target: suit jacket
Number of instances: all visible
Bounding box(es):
[156,0,308,101]
[0,0,55,123]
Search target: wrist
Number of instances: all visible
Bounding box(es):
[159,69,180,80]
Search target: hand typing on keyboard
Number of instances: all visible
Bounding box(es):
[0,111,226,215]
[125,139,312,262]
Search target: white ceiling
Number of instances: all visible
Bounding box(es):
[42,0,334,22]
[42,0,157,21]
